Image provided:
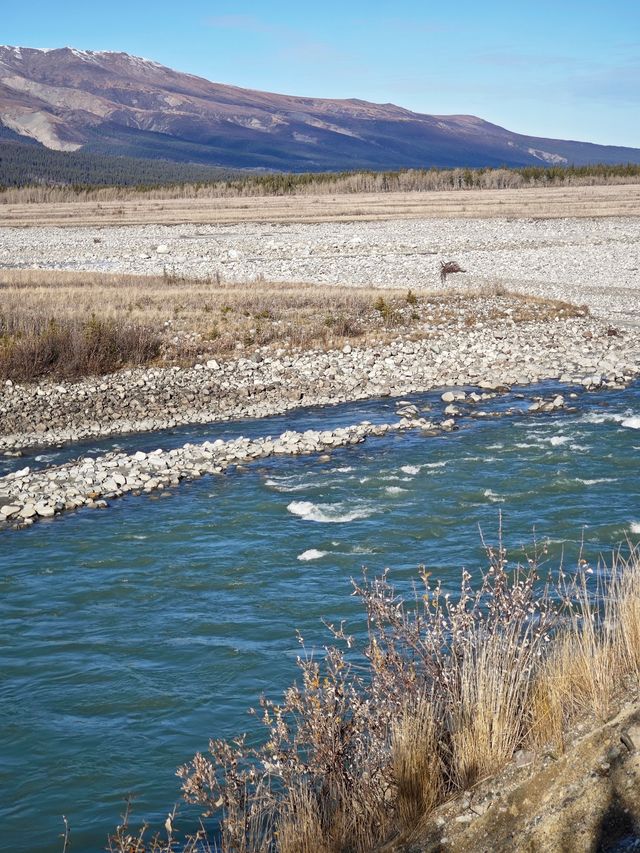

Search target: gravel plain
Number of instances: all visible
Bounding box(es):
[1,216,639,323]
[2,211,640,525]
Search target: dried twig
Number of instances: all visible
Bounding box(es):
[60,816,70,853]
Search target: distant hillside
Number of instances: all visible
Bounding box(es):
[0,139,237,187]
[1,46,640,173]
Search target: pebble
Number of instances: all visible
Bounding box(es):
[1,218,639,323]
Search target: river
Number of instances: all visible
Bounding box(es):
[2,382,640,852]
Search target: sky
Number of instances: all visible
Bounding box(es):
[3,0,639,147]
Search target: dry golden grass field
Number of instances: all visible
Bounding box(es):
[1,183,639,228]
[0,268,584,380]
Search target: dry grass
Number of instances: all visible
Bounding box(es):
[104,542,640,853]
[0,268,586,380]
[531,558,640,751]
[3,184,640,228]
[391,696,444,830]
[0,312,161,380]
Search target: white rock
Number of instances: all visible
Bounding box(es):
[35,502,55,518]
[0,504,21,518]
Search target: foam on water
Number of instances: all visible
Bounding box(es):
[621,417,640,430]
[545,436,571,446]
[580,412,627,424]
[297,549,328,561]
[575,477,618,485]
[265,478,310,493]
[287,500,375,523]
[386,486,408,495]
[400,464,421,475]
[3,380,640,853]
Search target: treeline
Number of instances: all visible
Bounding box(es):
[199,162,640,197]
[0,140,238,191]
[1,146,640,204]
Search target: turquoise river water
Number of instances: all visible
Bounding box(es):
[2,382,640,852]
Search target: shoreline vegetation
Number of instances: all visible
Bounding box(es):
[0,269,586,382]
[2,179,638,849]
[104,544,640,853]
[3,282,635,453]
[2,162,640,205]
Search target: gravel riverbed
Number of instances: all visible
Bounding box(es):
[1,389,570,528]
[2,215,640,519]
[2,217,639,323]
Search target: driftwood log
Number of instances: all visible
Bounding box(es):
[440,260,466,283]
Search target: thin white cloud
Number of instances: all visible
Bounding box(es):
[474,50,585,68]
[205,14,356,67]
[206,14,276,34]
[570,61,640,103]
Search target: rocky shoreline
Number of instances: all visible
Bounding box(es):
[2,315,639,453]
[0,418,421,527]
[0,382,579,528]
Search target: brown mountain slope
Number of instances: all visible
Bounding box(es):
[1,46,639,171]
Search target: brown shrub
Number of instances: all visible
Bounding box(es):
[0,313,161,380]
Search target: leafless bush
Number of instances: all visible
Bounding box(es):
[104,543,640,852]
[0,312,162,380]
[106,797,212,853]
[6,166,640,206]
[2,269,586,382]
[173,541,561,851]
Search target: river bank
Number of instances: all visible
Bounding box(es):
[2,312,638,453]
[0,377,635,528]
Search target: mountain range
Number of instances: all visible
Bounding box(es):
[1,45,639,173]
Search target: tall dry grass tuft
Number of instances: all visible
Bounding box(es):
[1,268,587,381]
[391,695,443,836]
[530,553,640,749]
[171,545,560,851]
[276,787,331,853]
[106,543,640,853]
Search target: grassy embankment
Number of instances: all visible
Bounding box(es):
[0,269,585,382]
[106,545,640,852]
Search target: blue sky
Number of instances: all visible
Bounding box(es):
[3,0,639,147]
